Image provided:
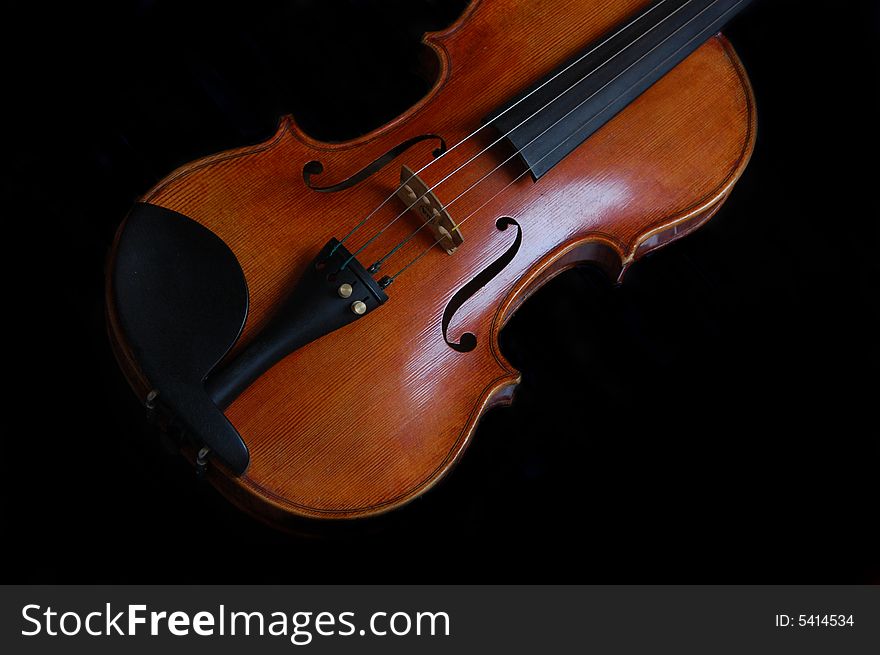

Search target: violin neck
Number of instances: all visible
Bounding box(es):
[488,0,752,180]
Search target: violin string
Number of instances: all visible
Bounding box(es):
[385,0,746,285]
[340,0,694,270]
[369,0,715,272]
[330,0,678,264]
[375,0,728,278]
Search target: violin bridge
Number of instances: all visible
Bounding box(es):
[396,165,463,254]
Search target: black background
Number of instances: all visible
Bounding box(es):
[3,0,877,582]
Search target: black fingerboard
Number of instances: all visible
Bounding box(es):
[487,0,752,180]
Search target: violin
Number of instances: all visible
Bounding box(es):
[107,0,756,524]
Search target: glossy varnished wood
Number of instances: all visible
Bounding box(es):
[107,0,756,522]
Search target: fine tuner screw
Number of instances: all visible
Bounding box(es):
[351,300,367,315]
[337,283,353,298]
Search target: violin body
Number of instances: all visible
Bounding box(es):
[107,0,755,523]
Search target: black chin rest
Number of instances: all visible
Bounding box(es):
[111,202,250,474]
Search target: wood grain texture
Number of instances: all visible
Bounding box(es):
[107,0,756,523]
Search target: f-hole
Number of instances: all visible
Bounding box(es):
[442,217,522,352]
[303,134,447,193]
